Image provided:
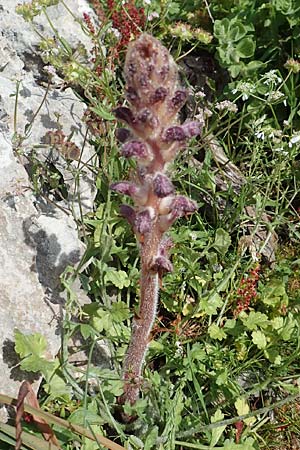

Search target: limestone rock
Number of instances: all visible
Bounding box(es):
[0,0,97,416]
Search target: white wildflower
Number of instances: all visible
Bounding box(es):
[255,131,265,140]
[266,91,284,103]
[195,90,206,99]
[111,27,121,39]
[203,107,212,118]
[289,134,300,147]
[215,100,238,113]
[143,0,151,4]
[148,11,159,20]
[232,81,255,101]
[262,69,282,86]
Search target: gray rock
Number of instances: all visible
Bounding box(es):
[0,0,97,415]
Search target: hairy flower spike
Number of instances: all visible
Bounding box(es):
[111,34,201,407]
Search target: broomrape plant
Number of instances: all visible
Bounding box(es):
[111,33,201,405]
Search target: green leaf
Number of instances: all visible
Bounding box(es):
[90,105,115,121]
[210,409,226,448]
[68,408,102,426]
[104,270,130,289]
[80,324,95,339]
[251,330,267,349]
[235,397,255,426]
[261,279,288,307]
[144,426,159,450]
[229,64,242,78]
[91,309,112,333]
[244,60,266,73]
[236,37,256,58]
[224,437,257,449]
[214,18,230,39]
[240,311,269,331]
[199,292,223,315]
[228,22,247,42]
[213,228,231,256]
[280,314,296,341]
[264,348,282,365]
[14,329,55,374]
[271,316,284,331]
[110,301,131,322]
[208,323,226,340]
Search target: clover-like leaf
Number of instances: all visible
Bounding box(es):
[104,269,130,289]
[252,330,267,349]
[14,329,55,374]
[208,323,226,341]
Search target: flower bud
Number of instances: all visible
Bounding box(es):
[113,107,135,126]
[163,126,186,142]
[120,205,136,227]
[171,195,198,218]
[169,90,187,110]
[115,128,131,143]
[151,256,173,274]
[150,87,168,104]
[111,181,148,205]
[135,208,155,234]
[153,173,174,197]
[121,141,151,160]
[110,181,138,197]
[124,34,178,110]
[181,121,202,138]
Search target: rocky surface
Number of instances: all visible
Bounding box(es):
[0,0,96,413]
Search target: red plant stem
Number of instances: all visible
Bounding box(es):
[122,224,161,405]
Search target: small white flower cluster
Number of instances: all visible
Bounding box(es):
[195,90,206,99]
[262,69,282,86]
[252,115,283,143]
[232,81,255,101]
[215,100,238,113]
[265,90,285,103]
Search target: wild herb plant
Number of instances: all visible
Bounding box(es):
[110,33,201,405]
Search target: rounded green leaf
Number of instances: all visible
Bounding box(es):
[228,22,247,42]
[236,37,256,58]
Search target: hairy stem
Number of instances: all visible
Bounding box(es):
[121,225,161,405]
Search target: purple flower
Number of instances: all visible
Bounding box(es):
[181,121,202,138]
[110,181,138,197]
[170,90,187,110]
[163,126,186,142]
[126,86,140,105]
[119,205,136,227]
[153,173,174,197]
[113,107,135,126]
[171,195,198,219]
[121,141,150,159]
[150,87,168,104]
[163,122,201,142]
[151,255,173,274]
[159,237,173,256]
[115,128,131,143]
[135,208,154,234]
